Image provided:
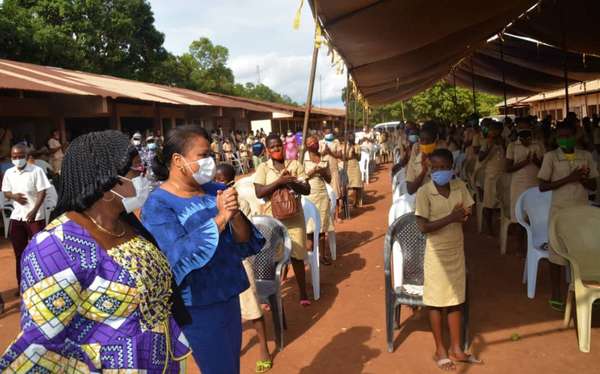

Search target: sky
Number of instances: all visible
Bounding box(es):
[148,0,346,108]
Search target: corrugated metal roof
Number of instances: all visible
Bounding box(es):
[207,92,346,118]
[0,58,282,114]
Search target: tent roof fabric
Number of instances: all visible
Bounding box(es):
[0,58,278,114]
[313,0,537,105]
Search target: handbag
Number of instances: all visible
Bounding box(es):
[271,187,300,220]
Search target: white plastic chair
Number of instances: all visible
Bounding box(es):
[360,150,370,184]
[0,195,13,238]
[325,184,337,261]
[388,194,416,227]
[301,197,321,301]
[515,187,552,299]
[44,185,58,226]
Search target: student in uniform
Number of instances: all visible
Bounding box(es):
[406,121,448,195]
[254,134,312,306]
[415,149,479,371]
[215,164,273,373]
[538,121,598,311]
[478,121,506,235]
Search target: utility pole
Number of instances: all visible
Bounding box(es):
[319,74,322,108]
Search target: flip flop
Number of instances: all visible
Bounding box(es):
[549,299,565,312]
[449,354,482,365]
[299,299,311,307]
[434,357,455,371]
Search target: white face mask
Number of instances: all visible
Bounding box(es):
[12,158,26,168]
[132,140,141,146]
[111,176,151,213]
[185,157,216,186]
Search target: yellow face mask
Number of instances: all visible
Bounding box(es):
[420,143,436,155]
[563,152,576,161]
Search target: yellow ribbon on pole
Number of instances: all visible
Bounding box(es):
[293,0,304,30]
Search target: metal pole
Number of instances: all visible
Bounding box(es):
[299,44,319,165]
[400,101,406,122]
[452,71,459,123]
[470,60,477,116]
[561,2,569,117]
[343,71,350,170]
[500,38,508,118]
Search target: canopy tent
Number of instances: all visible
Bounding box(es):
[312,0,600,106]
[312,0,537,105]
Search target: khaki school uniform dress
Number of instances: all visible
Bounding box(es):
[506,140,544,220]
[254,159,307,260]
[480,140,506,209]
[345,144,363,189]
[538,148,599,265]
[416,179,474,307]
[304,157,334,234]
[321,139,343,199]
[405,140,448,188]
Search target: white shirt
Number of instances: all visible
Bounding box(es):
[32,159,53,175]
[2,164,51,221]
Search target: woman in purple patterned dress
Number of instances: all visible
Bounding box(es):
[0,130,191,373]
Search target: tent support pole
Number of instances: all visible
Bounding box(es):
[500,38,508,118]
[470,61,477,116]
[343,71,350,166]
[299,44,319,165]
[352,94,357,133]
[452,71,458,124]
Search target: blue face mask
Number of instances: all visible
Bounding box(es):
[408,134,419,144]
[431,170,454,186]
[147,143,157,150]
[325,134,335,141]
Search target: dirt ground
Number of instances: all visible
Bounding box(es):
[0,164,599,373]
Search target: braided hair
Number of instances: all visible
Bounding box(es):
[53,130,131,217]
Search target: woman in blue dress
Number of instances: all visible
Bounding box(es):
[141,126,264,374]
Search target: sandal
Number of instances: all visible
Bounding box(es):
[433,356,455,371]
[449,354,482,365]
[549,299,565,312]
[255,359,273,373]
[300,299,311,307]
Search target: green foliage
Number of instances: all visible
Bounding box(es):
[343,82,502,126]
[0,1,294,105]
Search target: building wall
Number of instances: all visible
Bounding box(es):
[528,92,600,120]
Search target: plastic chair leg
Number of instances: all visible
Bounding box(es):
[563,289,574,328]
[268,294,284,351]
[522,256,528,284]
[476,203,484,233]
[394,305,401,329]
[328,231,336,261]
[385,293,395,353]
[575,294,592,353]
[527,253,541,299]
[308,254,320,300]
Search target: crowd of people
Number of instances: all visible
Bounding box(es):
[0,110,598,372]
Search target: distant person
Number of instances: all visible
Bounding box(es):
[285,131,299,160]
[47,129,65,173]
[1,144,51,289]
[252,137,266,168]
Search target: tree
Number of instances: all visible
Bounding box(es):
[0,0,169,82]
[233,82,296,105]
[342,82,501,126]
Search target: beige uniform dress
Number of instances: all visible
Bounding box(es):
[538,148,599,265]
[416,179,474,307]
[480,139,506,209]
[345,144,363,189]
[254,159,307,260]
[236,198,263,320]
[506,140,545,220]
[321,139,343,198]
[304,157,334,234]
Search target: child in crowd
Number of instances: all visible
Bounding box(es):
[415,149,480,371]
[214,163,273,373]
[538,121,598,311]
[478,121,506,235]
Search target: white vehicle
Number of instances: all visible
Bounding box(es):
[374,121,401,132]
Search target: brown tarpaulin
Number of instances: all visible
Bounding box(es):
[313,0,537,105]
[314,0,600,105]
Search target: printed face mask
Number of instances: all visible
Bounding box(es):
[420,143,436,155]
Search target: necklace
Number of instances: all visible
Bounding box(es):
[84,213,126,238]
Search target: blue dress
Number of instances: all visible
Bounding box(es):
[141,185,264,374]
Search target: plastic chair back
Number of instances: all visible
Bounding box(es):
[388,194,416,226]
[0,195,13,238]
[385,214,426,290]
[301,197,321,254]
[515,187,551,249]
[326,184,337,218]
[249,216,291,281]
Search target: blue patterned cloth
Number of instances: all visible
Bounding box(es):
[141,187,264,307]
[0,215,191,373]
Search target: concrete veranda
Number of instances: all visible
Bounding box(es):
[0,164,598,373]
